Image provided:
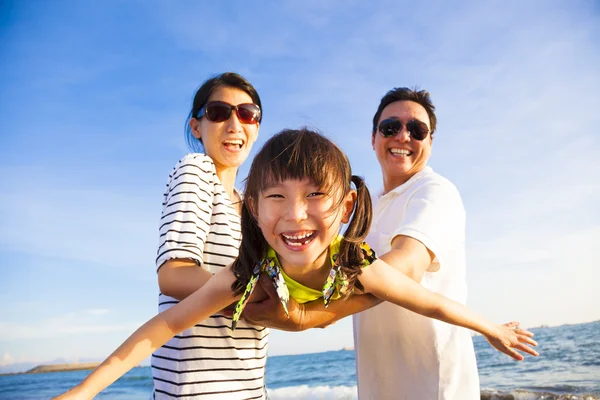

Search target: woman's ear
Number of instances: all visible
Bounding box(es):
[189,117,202,140]
[341,190,357,224]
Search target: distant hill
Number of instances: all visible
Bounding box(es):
[0,362,101,376]
[26,362,101,374]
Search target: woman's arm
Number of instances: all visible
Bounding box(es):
[359,259,539,360]
[158,259,214,300]
[156,155,221,300]
[52,266,239,400]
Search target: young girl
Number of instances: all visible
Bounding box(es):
[53,128,537,399]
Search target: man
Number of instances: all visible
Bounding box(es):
[242,88,479,399]
[352,87,479,399]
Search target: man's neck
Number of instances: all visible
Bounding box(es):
[382,168,427,194]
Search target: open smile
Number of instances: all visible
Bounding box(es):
[389,148,412,157]
[280,230,317,248]
[223,138,245,151]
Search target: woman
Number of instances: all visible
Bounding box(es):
[152,72,267,399]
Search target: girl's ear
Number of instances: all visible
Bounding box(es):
[341,190,357,224]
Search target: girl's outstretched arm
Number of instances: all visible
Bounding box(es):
[52,266,239,400]
[358,259,539,361]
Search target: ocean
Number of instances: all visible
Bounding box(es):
[1,321,598,400]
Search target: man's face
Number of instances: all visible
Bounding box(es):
[372,100,432,193]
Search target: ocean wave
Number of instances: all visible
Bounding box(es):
[267,384,358,400]
[481,388,600,400]
[266,385,600,400]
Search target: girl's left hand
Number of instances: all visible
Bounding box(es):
[484,321,539,360]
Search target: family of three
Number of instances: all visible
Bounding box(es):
[54,72,538,400]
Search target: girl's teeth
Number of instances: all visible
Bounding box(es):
[283,232,312,240]
[282,232,315,246]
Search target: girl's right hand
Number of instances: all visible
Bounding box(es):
[484,321,539,360]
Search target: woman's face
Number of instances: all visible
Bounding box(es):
[189,85,260,171]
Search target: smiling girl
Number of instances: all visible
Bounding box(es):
[53,128,537,399]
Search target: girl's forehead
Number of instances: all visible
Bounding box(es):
[259,177,326,190]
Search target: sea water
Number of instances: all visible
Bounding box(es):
[1,321,598,400]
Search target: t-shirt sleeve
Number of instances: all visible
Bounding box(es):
[155,154,216,271]
[392,181,465,266]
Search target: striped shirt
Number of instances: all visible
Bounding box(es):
[152,154,269,399]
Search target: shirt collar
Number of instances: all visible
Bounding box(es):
[378,166,433,200]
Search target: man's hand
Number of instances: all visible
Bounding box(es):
[231,272,382,331]
[241,274,307,331]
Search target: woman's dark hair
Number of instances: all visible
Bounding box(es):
[372,87,437,137]
[231,128,372,296]
[185,72,262,152]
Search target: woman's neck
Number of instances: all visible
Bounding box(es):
[215,166,240,205]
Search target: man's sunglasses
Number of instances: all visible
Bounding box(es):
[378,118,430,141]
[196,101,261,124]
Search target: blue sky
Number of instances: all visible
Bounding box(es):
[1,0,599,371]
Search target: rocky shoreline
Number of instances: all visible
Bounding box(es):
[0,362,101,376]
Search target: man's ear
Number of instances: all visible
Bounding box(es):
[341,190,357,224]
[371,133,376,150]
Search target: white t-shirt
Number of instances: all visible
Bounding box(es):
[353,166,479,400]
[152,154,269,399]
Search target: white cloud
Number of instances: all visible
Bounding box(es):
[0,353,14,367]
[0,313,141,341]
[86,308,111,316]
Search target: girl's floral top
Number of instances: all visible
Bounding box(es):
[231,235,376,329]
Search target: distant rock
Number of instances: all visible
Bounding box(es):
[0,362,102,376]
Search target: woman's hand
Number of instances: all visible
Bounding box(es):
[484,321,539,360]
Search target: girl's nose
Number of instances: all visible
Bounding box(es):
[285,200,308,221]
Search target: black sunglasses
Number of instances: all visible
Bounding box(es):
[196,101,261,124]
[378,118,430,141]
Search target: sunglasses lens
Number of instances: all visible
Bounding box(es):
[379,118,429,140]
[236,104,261,124]
[205,103,232,122]
[378,119,402,137]
[407,121,430,140]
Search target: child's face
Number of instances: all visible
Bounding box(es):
[255,178,356,273]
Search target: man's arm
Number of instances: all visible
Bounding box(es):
[241,236,434,331]
[379,234,435,282]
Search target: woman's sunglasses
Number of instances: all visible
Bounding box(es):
[196,101,261,124]
[378,118,430,141]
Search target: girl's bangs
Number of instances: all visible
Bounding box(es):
[245,129,351,211]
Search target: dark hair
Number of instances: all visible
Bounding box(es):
[231,128,372,296]
[185,72,262,152]
[372,87,437,137]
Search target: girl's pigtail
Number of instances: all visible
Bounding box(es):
[231,200,267,295]
[337,175,373,294]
